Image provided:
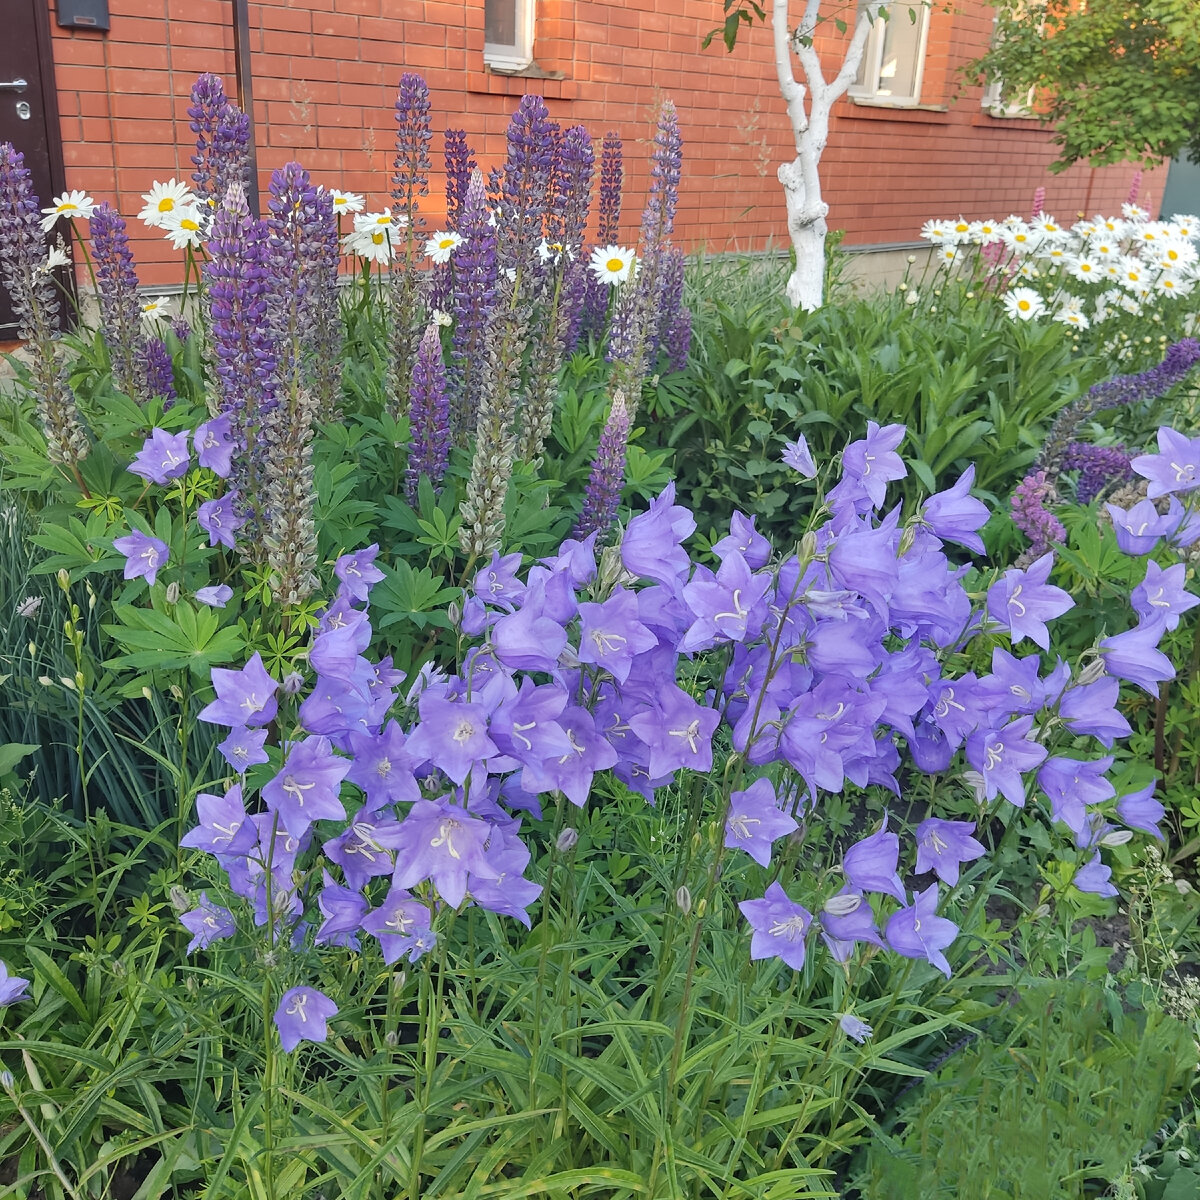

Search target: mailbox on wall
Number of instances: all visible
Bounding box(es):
[56,0,110,30]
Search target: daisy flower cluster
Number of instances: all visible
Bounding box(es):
[920,205,1199,353]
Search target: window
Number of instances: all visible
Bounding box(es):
[848,2,931,106]
[980,76,1035,118]
[484,0,535,73]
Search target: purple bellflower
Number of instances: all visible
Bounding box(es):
[1073,853,1118,898]
[819,887,886,962]
[782,435,817,479]
[1131,561,1200,631]
[180,893,236,954]
[0,962,30,1006]
[966,715,1047,807]
[723,778,799,867]
[198,493,245,550]
[838,1014,873,1043]
[919,465,989,553]
[195,585,233,608]
[261,737,352,838]
[914,818,986,886]
[1100,619,1175,696]
[390,797,499,907]
[274,985,338,1052]
[129,428,191,485]
[1117,783,1165,839]
[113,530,169,586]
[986,553,1074,649]
[739,881,813,971]
[884,884,958,978]
[1105,498,1179,555]
[199,652,279,728]
[842,817,906,903]
[195,415,235,478]
[361,884,437,964]
[1131,427,1200,498]
[334,544,386,604]
[218,726,269,772]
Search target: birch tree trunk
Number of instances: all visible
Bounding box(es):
[772,0,881,310]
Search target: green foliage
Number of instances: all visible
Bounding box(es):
[971,0,1200,171]
[852,977,1198,1198]
[647,260,1101,545]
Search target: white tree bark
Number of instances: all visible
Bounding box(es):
[771,0,881,309]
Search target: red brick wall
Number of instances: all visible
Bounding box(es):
[46,0,1169,287]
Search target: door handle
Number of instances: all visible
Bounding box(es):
[0,79,28,92]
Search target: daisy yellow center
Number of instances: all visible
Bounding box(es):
[371,231,385,245]
[333,198,347,207]
[157,197,175,212]
[606,257,624,272]
[374,215,390,226]
[180,218,199,231]
[438,237,455,249]
[1017,299,1031,311]
[954,223,969,233]
[58,203,78,213]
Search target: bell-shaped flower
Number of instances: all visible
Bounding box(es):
[712,511,772,569]
[628,685,720,779]
[492,587,567,673]
[918,465,989,553]
[113,529,170,586]
[261,736,351,838]
[1116,782,1164,839]
[473,551,526,610]
[391,797,499,907]
[1059,677,1132,747]
[914,818,986,886]
[965,715,1047,808]
[520,705,618,806]
[334,544,385,604]
[818,887,886,962]
[274,985,338,1052]
[361,883,437,963]
[739,881,813,971]
[194,415,235,478]
[885,884,958,978]
[723,778,799,867]
[1037,755,1114,837]
[323,811,401,892]
[180,892,236,954]
[129,427,191,485]
[467,820,542,927]
[1105,498,1179,555]
[620,482,695,586]
[1131,426,1200,498]
[314,870,369,948]
[217,726,269,773]
[843,817,906,903]
[680,551,772,652]
[181,783,257,857]
[406,695,498,785]
[197,493,245,550]
[199,652,279,728]
[345,722,420,811]
[986,553,1073,649]
[832,421,907,511]
[1100,618,1175,696]
[577,588,658,681]
[1072,853,1118,898]
[1131,560,1200,631]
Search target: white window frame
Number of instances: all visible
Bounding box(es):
[484,0,535,73]
[980,76,1036,118]
[848,2,931,107]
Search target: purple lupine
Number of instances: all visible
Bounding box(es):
[1061,442,1132,504]
[1038,340,1200,475]
[0,144,89,466]
[205,183,278,535]
[261,161,329,605]
[498,93,559,278]
[142,336,177,405]
[89,203,146,401]
[1009,470,1066,557]
[519,123,595,463]
[580,131,624,340]
[450,169,500,436]
[574,391,630,540]
[390,72,433,407]
[1126,169,1142,208]
[407,322,451,499]
[606,102,683,410]
[188,72,251,210]
[655,244,692,371]
[443,128,477,227]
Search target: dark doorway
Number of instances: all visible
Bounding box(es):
[0,0,71,339]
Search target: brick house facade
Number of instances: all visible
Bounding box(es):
[27,0,1171,287]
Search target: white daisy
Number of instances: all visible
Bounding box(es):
[1053,307,1089,329]
[1148,239,1198,270]
[1001,224,1041,254]
[1002,286,1045,321]
[589,244,636,286]
[327,189,365,216]
[948,217,973,242]
[935,245,962,269]
[1094,215,1128,239]
[1115,256,1146,289]
[1032,215,1065,239]
[1067,256,1102,284]
[968,219,1002,244]
[40,190,95,233]
[343,226,394,265]
[1156,272,1193,298]
[138,180,197,228]
[353,208,406,235]
[1089,237,1121,260]
[1122,202,1150,221]
[1072,219,1101,239]
[424,230,464,264]
[1168,214,1198,240]
[919,219,953,244]
[140,296,173,326]
[537,239,571,264]
[161,207,206,250]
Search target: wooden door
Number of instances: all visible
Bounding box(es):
[0,0,70,338]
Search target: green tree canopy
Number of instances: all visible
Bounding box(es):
[972,0,1200,171]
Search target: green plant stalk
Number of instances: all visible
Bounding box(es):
[8,1089,87,1200]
